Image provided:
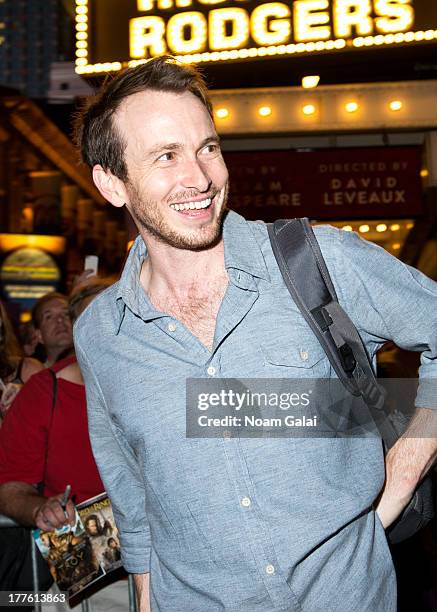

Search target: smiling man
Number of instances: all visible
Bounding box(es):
[73,57,437,612]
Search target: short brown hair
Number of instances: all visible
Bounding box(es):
[32,293,68,329]
[74,56,213,182]
[69,277,113,322]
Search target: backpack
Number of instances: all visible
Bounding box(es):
[268,217,434,544]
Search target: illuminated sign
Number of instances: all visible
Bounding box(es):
[75,0,437,74]
[224,146,423,220]
[0,235,65,307]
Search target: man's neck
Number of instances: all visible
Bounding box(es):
[140,234,226,300]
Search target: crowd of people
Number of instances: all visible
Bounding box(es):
[0,278,129,611]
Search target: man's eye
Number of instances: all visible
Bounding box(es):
[202,143,219,154]
[157,152,175,162]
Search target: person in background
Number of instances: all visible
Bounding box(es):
[31,293,73,367]
[0,277,128,611]
[18,320,46,362]
[0,300,43,416]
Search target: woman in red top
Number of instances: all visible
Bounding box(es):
[0,300,43,417]
[0,278,110,532]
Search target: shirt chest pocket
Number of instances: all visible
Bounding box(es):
[260,338,330,378]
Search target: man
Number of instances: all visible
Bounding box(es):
[32,292,73,367]
[73,56,437,611]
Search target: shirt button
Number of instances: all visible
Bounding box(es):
[241,497,251,508]
[168,323,177,332]
[207,366,216,376]
[223,430,232,440]
[265,564,275,575]
[300,349,309,361]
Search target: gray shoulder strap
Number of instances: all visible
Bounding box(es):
[267,218,385,411]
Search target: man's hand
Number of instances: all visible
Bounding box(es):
[134,573,150,612]
[376,408,437,528]
[33,493,76,531]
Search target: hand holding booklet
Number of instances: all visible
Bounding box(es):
[33,492,123,606]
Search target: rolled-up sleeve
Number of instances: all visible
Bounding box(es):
[318,227,437,409]
[75,338,151,573]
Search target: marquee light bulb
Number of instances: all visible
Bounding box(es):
[389,100,403,111]
[302,75,320,89]
[345,101,359,113]
[302,104,316,115]
[216,107,229,118]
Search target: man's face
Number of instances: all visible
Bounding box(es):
[87,519,98,535]
[36,298,72,354]
[113,90,229,250]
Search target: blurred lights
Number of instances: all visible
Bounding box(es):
[345,101,359,113]
[359,224,370,233]
[390,223,400,231]
[376,224,387,232]
[302,104,316,115]
[420,169,429,178]
[215,107,230,119]
[258,106,272,117]
[20,312,32,324]
[389,100,403,111]
[392,243,401,250]
[342,225,353,232]
[302,75,320,89]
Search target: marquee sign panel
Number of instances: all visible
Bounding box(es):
[75,0,437,74]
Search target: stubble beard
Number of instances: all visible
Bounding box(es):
[126,180,229,251]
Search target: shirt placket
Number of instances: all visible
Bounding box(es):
[220,435,302,611]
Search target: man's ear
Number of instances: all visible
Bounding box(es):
[92,165,127,208]
[34,328,43,346]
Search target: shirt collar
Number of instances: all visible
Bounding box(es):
[222,210,270,282]
[114,210,270,330]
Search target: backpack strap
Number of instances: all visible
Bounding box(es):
[38,370,58,495]
[267,218,385,412]
[48,369,58,414]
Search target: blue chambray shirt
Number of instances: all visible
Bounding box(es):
[74,211,437,612]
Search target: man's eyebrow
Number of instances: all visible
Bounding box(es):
[146,143,183,159]
[198,135,221,149]
[146,135,221,160]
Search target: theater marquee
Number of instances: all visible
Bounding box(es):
[75,0,437,74]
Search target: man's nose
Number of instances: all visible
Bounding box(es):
[180,159,211,192]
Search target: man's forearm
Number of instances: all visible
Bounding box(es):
[0,481,45,526]
[376,407,437,528]
[134,573,150,612]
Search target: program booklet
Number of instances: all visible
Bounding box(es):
[33,492,123,606]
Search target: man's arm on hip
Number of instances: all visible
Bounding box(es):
[376,407,437,528]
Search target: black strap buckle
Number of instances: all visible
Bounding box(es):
[339,343,356,374]
[312,306,333,332]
